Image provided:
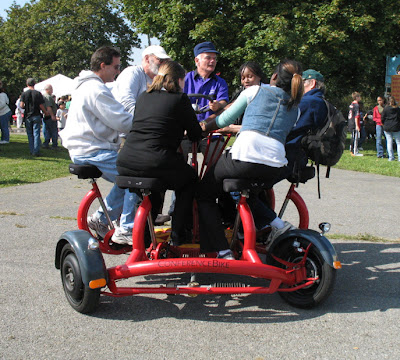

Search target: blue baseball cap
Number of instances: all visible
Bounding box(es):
[194,41,219,57]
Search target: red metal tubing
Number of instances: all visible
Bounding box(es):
[286,185,309,229]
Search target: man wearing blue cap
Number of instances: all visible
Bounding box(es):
[184,41,229,123]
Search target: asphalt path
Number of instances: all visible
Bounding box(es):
[0,168,399,359]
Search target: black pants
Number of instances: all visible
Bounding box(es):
[117,153,197,244]
[196,152,282,252]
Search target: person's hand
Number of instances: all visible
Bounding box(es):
[217,125,241,135]
[209,100,221,112]
[200,120,207,132]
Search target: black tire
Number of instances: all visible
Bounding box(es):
[60,245,100,314]
[270,236,336,308]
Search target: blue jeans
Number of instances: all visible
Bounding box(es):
[376,125,384,157]
[384,131,400,161]
[72,150,140,232]
[0,110,11,142]
[43,118,58,147]
[25,115,42,154]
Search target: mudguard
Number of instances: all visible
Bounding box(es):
[268,229,339,268]
[55,230,107,286]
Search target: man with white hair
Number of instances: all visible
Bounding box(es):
[112,45,171,115]
[112,44,172,225]
[42,84,59,149]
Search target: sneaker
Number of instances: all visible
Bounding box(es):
[87,216,109,238]
[0,140,9,144]
[351,152,363,157]
[217,249,235,260]
[266,221,295,246]
[111,226,132,245]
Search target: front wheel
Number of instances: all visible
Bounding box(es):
[270,236,336,308]
[60,245,100,313]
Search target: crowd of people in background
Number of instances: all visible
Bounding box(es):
[348,92,400,161]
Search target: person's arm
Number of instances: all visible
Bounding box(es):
[202,89,250,132]
[113,67,145,115]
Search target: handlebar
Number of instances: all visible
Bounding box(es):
[187,93,216,114]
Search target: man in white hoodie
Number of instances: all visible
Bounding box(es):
[60,46,137,245]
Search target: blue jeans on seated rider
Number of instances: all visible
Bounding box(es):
[71,150,139,232]
[25,115,42,154]
[384,131,400,161]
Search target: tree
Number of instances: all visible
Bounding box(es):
[0,0,139,99]
[122,0,400,109]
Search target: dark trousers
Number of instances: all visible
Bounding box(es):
[43,118,58,147]
[117,153,197,244]
[196,152,282,252]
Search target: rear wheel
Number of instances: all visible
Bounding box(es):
[60,245,100,313]
[270,236,336,308]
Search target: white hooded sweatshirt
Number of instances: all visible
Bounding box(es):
[60,70,133,157]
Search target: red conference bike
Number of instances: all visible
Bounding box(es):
[55,96,341,314]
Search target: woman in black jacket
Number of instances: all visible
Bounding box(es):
[117,60,202,245]
[381,96,400,161]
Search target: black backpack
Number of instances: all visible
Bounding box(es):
[301,99,347,196]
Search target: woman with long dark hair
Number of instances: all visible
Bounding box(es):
[198,59,304,259]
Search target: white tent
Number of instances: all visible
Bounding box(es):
[34,74,74,99]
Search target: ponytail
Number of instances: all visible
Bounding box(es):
[274,59,304,110]
[290,73,304,109]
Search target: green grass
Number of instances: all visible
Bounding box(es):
[334,135,400,177]
[0,133,71,188]
[1,132,399,189]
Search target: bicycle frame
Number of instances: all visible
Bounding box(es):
[104,189,317,297]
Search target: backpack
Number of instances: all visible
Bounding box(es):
[301,99,347,197]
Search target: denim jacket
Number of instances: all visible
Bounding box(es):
[240,86,298,145]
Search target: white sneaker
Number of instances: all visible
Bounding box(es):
[87,216,109,238]
[0,140,9,144]
[111,226,132,245]
[266,221,295,247]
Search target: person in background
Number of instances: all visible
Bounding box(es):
[20,78,48,156]
[42,84,59,149]
[15,94,24,129]
[60,46,138,244]
[56,101,68,131]
[373,96,386,158]
[348,91,363,156]
[381,96,400,161]
[0,80,12,144]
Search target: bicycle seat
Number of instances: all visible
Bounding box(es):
[69,163,102,179]
[222,178,274,192]
[116,176,165,192]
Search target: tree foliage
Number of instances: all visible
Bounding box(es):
[0,0,139,99]
[122,0,400,109]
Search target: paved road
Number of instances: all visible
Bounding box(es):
[0,169,399,359]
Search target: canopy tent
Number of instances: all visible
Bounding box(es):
[31,74,74,99]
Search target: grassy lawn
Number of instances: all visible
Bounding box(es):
[1,132,399,189]
[335,135,400,177]
[0,133,71,188]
